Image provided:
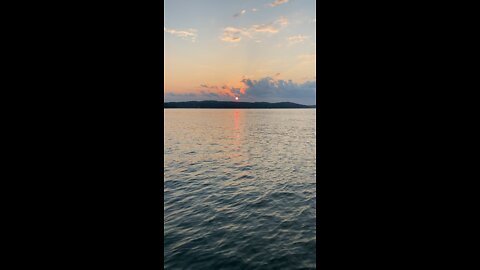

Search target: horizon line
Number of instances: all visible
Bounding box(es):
[164,100,316,105]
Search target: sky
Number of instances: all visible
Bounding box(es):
[164,0,316,105]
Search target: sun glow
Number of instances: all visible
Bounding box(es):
[235,97,239,101]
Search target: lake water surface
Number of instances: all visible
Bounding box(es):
[164,109,316,269]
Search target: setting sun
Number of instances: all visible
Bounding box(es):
[235,97,239,101]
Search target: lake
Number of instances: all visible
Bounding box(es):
[164,109,316,269]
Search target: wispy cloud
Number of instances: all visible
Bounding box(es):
[251,8,258,12]
[288,35,310,45]
[276,16,289,26]
[221,36,242,43]
[269,0,289,7]
[252,17,288,34]
[253,23,279,33]
[165,83,242,101]
[164,27,197,42]
[220,27,251,42]
[221,17,289,42]
[233,9,247,18]
[200,84,217,89]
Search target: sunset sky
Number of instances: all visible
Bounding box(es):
[164,0,316,105]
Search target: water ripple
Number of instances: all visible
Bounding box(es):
[165,109,316,269]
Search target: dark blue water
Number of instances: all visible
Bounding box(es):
[164,109,316,269]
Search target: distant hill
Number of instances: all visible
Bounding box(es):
[164,100,316,109]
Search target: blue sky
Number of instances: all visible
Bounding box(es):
[164,0,316,105]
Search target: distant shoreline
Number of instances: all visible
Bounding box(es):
[164,101,316,109]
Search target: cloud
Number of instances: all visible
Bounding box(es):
[252,8,258,12]
[276,16,289,26]
[221,17,289,42]
[233,9,247,18]
[220,27,251,42]
[165,77,316,105]
[221,36,242,42]
[253,17,289,33]
[164,27,197,42]
[240,77,316,104]
[288,35,310,45]
[165,92,230,102]
[269,0,289,7]
[253,23,279,33]
[164,87,237,102]
[200,84,218,89]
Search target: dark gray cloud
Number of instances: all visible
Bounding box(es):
[240,77,316,105]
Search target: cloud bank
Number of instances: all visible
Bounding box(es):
[165,77,316,105]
